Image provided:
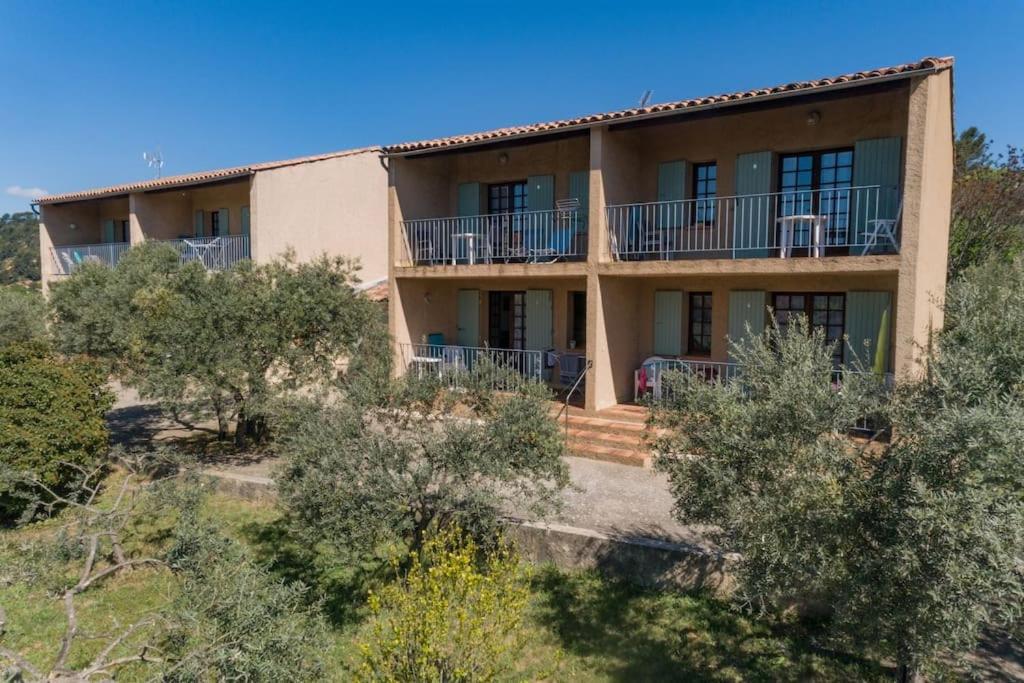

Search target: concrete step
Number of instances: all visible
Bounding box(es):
[598,405,651,424]
[566,441,649,467]
[562,414,647,435]
[566,428,643,449]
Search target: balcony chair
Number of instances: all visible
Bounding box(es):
[861,201,902,255]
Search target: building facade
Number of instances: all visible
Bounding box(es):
[36,147,387,292]
[387,58,954,412]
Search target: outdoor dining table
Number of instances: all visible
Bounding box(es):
[775,214,829,258]
[451,232,478,265]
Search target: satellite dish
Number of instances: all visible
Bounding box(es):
[639,90,653,108]
[143,149,164,178]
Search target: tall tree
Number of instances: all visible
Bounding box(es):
[50,243,384,444]
[654,285,1024,679]
[948,128,1024,279]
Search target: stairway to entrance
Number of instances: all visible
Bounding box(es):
[553,403,657,467]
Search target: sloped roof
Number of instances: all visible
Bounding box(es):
[384,57,953,155]
[36,146,381,205]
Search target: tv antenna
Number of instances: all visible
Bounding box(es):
[639,89,653,108]
[143,149,164,178]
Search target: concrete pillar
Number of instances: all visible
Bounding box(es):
[127,194,146,245]
[894,71,953,377]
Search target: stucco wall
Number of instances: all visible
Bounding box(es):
[252,151,388,282]
[895,71,953,377]
[130,190,193,241]
[616,84,910,204]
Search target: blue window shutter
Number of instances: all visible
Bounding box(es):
[101,219,115,243]
[657,161,686,202]
[525,289,553,351]
[194,210,205,237]
[241,206,251,235]
[845,291,892,371]
[653,290,683,356]
[457,183,480,216]
[733,152,773,258]
[456,289,480,347]
[852,137,902,246]
[527,175,554,212]
[727,291,766,359]
[217,208,229,236]
[569,170,589,232]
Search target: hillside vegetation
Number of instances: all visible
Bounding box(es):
[0,212,40,284]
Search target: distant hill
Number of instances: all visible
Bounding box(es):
[0,212,40,284]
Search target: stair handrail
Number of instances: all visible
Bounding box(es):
[557,359,593,447]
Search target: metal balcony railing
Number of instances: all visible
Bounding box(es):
[157,235,251,270]
[402,209,586,266]
[607,185,900,261]
[397,343,544,392]
[637,357,894,405]
[51,242,131,275]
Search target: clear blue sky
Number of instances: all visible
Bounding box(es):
[2,0,1021,214]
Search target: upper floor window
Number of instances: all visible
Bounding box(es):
[692,162,717,225]
[209,210,220,236]
[488,181,528,215]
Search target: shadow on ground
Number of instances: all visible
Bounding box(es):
[530,567,887,682]
[107,403,168,449]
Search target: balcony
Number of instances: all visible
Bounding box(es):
[156,235,251,270]
[397,343,544,391]
[51,242,130,275]
[402,207,586,266]
[607,185,900,261]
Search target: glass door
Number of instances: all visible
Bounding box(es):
[778,149,854,250]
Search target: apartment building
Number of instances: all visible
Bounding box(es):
[36,147,387,292]
[387,57,953,414]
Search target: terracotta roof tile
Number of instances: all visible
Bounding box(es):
[384,57,953,155]
[37,146,381,205]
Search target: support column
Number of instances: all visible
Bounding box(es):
[894,70,953,378]
[127,193,146,245]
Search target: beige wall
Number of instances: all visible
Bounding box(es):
[895,71,953,377]
[130,190,193,241]
[252,151,388,283]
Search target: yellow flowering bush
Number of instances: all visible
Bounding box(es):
[355,525,530,682]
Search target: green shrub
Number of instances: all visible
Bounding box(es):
[354,525,531,682]
[0,286,48,347]
[0,344,112,522]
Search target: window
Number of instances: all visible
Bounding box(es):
[772,293,846,367]
[778,149,854,246]
[488,181,528,215]
[488,291,525,350]
[692,162,717,225]
[120,220,130,242]
[209,210,220,236]
[568,291,586,349]
[688,292,712,355]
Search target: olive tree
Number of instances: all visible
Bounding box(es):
[51,243,385,445]
[0,287,48,347]
[654,285,1024,680]
[275,379,569,565]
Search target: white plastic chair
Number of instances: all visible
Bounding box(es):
[862,202,902,254]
